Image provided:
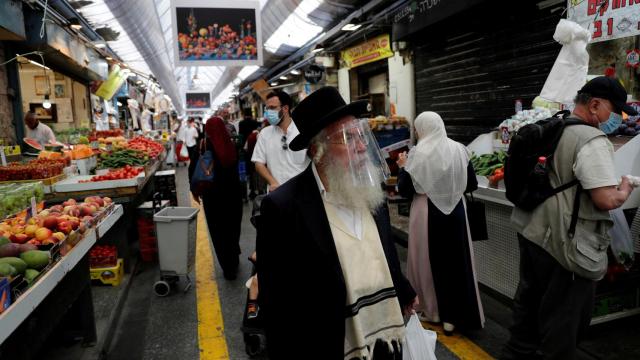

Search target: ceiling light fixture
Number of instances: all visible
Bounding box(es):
[279,76,288,80]
[341,23,362,31]
[105,56,113,61]
[291,69,301,75]
[270,82,278,87]
[69,18,82,30]
[312,46,324,54]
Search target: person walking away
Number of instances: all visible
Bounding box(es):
[251,91,309,192]
[502,76,638,360]
[185,118,200,181]
[396,111,485,335]
[257,87,417,359]
[24,112,56,146]
[193,116,243,280]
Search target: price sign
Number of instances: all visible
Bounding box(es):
[627,49,640,68]
[30,196,37,218]
[568,0,640,43]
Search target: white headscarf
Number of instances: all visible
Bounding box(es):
[405,112,470,215]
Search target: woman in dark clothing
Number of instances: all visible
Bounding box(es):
[396,111,484,335]
[193,116,243,280]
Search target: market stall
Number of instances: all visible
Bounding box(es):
[466,114,640,325]
[0,196,123,359]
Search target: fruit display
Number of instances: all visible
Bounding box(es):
[368,115,409,131]
[70,145,94,160]
[126,137,164,158]
[98,149,148,169]
[0,196,112,247]
[23,138,43,153]
[93,129,124,138]
[0,183,45,219]
[0,159,66,181]
[79,166,143,183]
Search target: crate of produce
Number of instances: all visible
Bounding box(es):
[89,245,118,268]
[0,277,10,313]
[0,182,45,219]
[0,159,66,182]
[90,258,124,286]
[54,169,145,192]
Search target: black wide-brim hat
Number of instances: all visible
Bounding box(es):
[289,86,370,151]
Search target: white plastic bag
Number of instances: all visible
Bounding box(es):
[609,208,635,269]
[402,313,437,360]
[180,144,189,158]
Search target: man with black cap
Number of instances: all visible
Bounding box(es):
[257,86,416,359]
[504,76,638,360]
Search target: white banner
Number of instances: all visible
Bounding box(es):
[567,0,640,43]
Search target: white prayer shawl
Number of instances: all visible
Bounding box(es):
[405,112,469,215]
[322,200,405,359]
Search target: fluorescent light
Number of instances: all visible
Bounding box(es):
[28,60,50,70]
[69,18,82,30]
[312,47,324,53]
[291,69,301,75]
[341,23,362,31]
[264,0,323,52]
[279,76,288,80]
[237,65,259,80]
[270,82,278,87]
[105,56,113,61]
[136,80,143,84]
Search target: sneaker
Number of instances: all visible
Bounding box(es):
[247,302,259,319]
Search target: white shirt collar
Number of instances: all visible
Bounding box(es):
[311,162,327,198]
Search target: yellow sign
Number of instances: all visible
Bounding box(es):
[95,65,126,100]
[341,34,394,69]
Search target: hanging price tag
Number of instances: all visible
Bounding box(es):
[0,147,6,166]
[30,196,37,218]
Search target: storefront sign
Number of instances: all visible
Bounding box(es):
[568,0,640,43]
[304,65,324,84]
[95,65,127,100]
[392,0,484,40]
[340,34,393,69]
[626,49,640,68]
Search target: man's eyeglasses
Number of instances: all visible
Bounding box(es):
[281,135,288,150]
[325,126,369,146]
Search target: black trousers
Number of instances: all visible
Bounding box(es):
[501,235,596,360]
[187,145,199,182]
[201,189,242,276]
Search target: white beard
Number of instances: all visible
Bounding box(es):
[321,157,385,212]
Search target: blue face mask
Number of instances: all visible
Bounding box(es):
[599,111,623,134]
[265,109,282,126]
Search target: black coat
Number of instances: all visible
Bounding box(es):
[256,165,416,359]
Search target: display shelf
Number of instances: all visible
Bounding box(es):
[591,308,640,325]
[97,204,123,238]
[0,229,96,344]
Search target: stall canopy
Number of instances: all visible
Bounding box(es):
[75,0,363,112]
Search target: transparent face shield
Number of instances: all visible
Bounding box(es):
[323,119,390,187]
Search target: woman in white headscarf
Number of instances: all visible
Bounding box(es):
[396,111,484,335]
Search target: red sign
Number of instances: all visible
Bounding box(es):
[626,49,640,68]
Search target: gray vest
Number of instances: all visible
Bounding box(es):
[511,123,613,280]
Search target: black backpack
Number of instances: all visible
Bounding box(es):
[504,111,584,212]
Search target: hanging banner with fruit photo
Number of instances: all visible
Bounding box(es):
[171,0,262,66]
[568,0,640,43]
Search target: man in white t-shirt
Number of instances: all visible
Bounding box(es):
[251,91,309,191]
[24,112,56,146]
[185,118,200,181]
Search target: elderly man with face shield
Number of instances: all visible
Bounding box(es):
[256,87,417,360]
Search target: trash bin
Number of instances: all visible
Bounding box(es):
[152,207,199,296]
